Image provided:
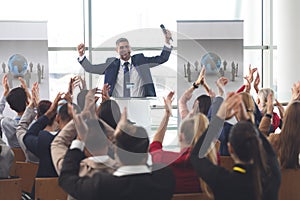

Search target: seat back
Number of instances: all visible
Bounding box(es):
[11,148,26,162]
[35,177,67,200]
[279,169,300,200]
[14,161,38,193]
[0,178,22,200]
[172,193,211,200]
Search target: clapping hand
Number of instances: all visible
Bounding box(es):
[164,91,174,117]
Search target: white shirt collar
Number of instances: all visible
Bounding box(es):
[120,57,132,66]
[88,155,110,163]
[113,165,151,177]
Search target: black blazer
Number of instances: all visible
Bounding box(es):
[79,46,172,97]
[59,149,175,200]
[190,119,281,200]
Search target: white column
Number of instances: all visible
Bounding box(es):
[277,0,300,102]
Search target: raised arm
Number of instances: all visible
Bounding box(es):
[259,93,273,136]
[23,92,63,156]
[178,67,205,119]
[190,92,242,185]
[51,120,77,175]
[152,91,174,143]
[16,82,39,162]
[77,43,113,75]
[0,74,10,115]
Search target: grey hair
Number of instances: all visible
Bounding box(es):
[257,88,274,107]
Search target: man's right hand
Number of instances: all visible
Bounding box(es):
[77,43,85,57]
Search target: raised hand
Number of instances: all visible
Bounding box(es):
[266,93,274,115]
[216,77,229,96]
[195,67,206,86]
[244,76,251,93]
[18,77,31,103]
[68,76,80,96]
[217,92,243,120]
[77,43,85,57]
[101,83,111,103]
[29,82,39,108]
[164,29,172,45]
[291,81,300,101]
[45,92,64,119]
[275,99,284,118]
[72,108,88,142]
[254,72,260,93]
[245,65,257,83]
[2,74,10,96]
[163,91,174,116]
[81,88,97,120]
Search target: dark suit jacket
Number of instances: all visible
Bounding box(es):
[190,118,281,200]
[59,149,175,200]
[79,46,172,97]
[23,115,58,178]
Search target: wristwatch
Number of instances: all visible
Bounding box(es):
[193,82,199,89]
[265,113,273,119]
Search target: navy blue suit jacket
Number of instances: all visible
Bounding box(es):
[79,46,172,97]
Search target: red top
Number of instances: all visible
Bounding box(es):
[149,141,201,193]
[272,112,281,131]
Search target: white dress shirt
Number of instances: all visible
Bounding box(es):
[112,57,144,97]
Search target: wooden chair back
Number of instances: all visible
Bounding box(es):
[35,177,67,200]
[279,169,300,200]
[11,148,26,162]
[0,178,22,200]
[14,161,38,193]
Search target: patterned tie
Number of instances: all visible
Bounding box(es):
[123,62,130,97]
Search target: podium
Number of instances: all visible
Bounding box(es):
[113,97,155,135]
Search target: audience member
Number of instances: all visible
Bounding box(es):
[0,137,14,178]
[190,92,281,200]
[16,82,40,163]
[0,75,30,148]
[150,91,217,195]
[179,67,214,119]
[59,106,175,200]
[51,88,117,200]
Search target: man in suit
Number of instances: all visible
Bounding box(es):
[77,29,173,97]
[59,101,175,200]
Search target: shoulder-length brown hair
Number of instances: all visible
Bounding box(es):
[278,101,300,169]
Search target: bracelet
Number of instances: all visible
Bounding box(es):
[193,82,199,89]
[265,113,273,119]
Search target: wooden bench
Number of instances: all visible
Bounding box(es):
[13,161,38,193]
[279,169,300,200]
[0,178,22,200]
[35,177,67,200]
[172,193,211,200]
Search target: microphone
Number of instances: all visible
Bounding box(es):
[160,24,173,41]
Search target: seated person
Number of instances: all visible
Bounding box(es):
[150,91,217,195]
[0,75,30,148]
[0,137,14,178]
[16,82,40,163]
[59,107,175,200]
[178,67,215,120]
[190,92,281,200]
[51,88,118,200]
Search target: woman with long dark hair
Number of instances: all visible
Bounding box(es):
[190,92,280,200]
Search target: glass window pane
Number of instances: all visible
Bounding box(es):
[1,0,84,47]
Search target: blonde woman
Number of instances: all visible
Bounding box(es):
[150,91,217,195]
